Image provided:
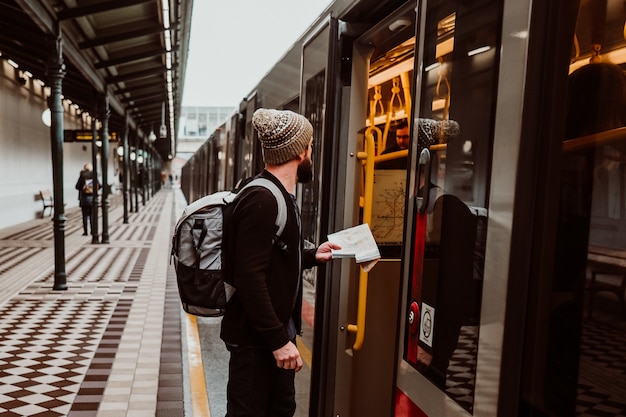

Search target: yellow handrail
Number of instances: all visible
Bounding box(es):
[373,149,409,164]
[400,71,412,131]
[349,130,376,350]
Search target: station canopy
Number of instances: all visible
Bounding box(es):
[0,0,193,161]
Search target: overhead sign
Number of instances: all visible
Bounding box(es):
[64,130,118,142]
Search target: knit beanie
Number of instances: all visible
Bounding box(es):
[416,118,460,148]
[252,108,313,165]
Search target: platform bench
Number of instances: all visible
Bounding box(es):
[39,189,54,218]
[587,246,626,319]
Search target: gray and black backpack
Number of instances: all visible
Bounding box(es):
[171,178,287,317]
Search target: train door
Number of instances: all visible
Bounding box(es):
[297,15,340,417]
[321,3,418,417]
[396,0,502,415]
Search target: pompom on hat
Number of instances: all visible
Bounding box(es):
[252,108,313,165]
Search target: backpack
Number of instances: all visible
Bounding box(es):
[170,178,288,317]
[83,178,94,194]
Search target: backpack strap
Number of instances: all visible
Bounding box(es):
[229,177,288,241]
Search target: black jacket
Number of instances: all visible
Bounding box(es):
[75,170,98,207]
[220,171,317,351]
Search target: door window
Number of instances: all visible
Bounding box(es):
[404,0,502,412]
[521,1,626,415]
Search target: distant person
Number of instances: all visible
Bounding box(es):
[75,163,98,236]
[377,120,410,169]
[220,108,341,417]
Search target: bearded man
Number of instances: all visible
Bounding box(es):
[220,108,340,417]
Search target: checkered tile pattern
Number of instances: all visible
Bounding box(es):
[578,319,626,416]
[445,325,478,413]
[0,192,183,416]
[443,318,626,416]
[0,299,115,416]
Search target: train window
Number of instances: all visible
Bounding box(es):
[368,38,415,256]
[520,1,626,415]
[301,25,330,285]
[404,0,502,412]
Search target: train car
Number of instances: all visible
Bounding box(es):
[182,0,626,415]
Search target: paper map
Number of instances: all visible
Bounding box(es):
[327,223,381,271]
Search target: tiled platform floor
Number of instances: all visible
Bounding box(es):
[0,190,184,417]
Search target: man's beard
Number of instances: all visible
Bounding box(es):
[297,157,313,183]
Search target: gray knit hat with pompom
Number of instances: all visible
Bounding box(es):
[252,108,313,165]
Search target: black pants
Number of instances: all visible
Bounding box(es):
[80,202,93,235]
[226,344,296,417]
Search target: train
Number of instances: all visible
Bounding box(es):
[181,0,626,416]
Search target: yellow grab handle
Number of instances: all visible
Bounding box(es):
[348,130,376,351]
[347,267,369,350]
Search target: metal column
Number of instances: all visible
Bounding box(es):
[47,29,67,291]
[100,95,111,244]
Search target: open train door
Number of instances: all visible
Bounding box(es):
[314,2,419,416]
[297,13,344,417]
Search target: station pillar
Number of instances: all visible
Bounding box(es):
[100,95,111,244]
[47,29,67,291]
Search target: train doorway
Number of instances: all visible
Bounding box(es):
[325,2,419,416]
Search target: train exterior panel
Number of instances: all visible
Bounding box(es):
[182,0,626,416]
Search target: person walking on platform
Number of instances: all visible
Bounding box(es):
[75,163,98,236]
[220,108,340,417]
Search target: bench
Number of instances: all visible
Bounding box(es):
[39,189,54,218]
[587,246,626,319]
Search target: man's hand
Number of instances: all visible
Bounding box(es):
[273,341,303,372]
[315,241,342,263]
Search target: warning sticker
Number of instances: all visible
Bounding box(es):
[419,302,435,347]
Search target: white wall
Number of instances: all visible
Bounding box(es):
[0,61,120,229]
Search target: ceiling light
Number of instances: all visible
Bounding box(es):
[468,46,491,56]
[149,124,157,142]
[42,108,51,127]
[425,62,440,72]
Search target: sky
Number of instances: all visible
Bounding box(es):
[182,0,332,108]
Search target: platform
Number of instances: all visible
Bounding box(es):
[0,187,318,417]
[0,189,190,417]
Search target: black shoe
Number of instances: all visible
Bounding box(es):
[82,232,88,236]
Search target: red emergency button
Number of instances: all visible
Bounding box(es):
[408,301,419,334]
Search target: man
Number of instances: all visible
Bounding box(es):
[390,119,410,151]
[377,119,410,169]
[75,163,98,236]
[220,108,340,417]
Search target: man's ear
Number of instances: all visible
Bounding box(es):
[295,147,307,162]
